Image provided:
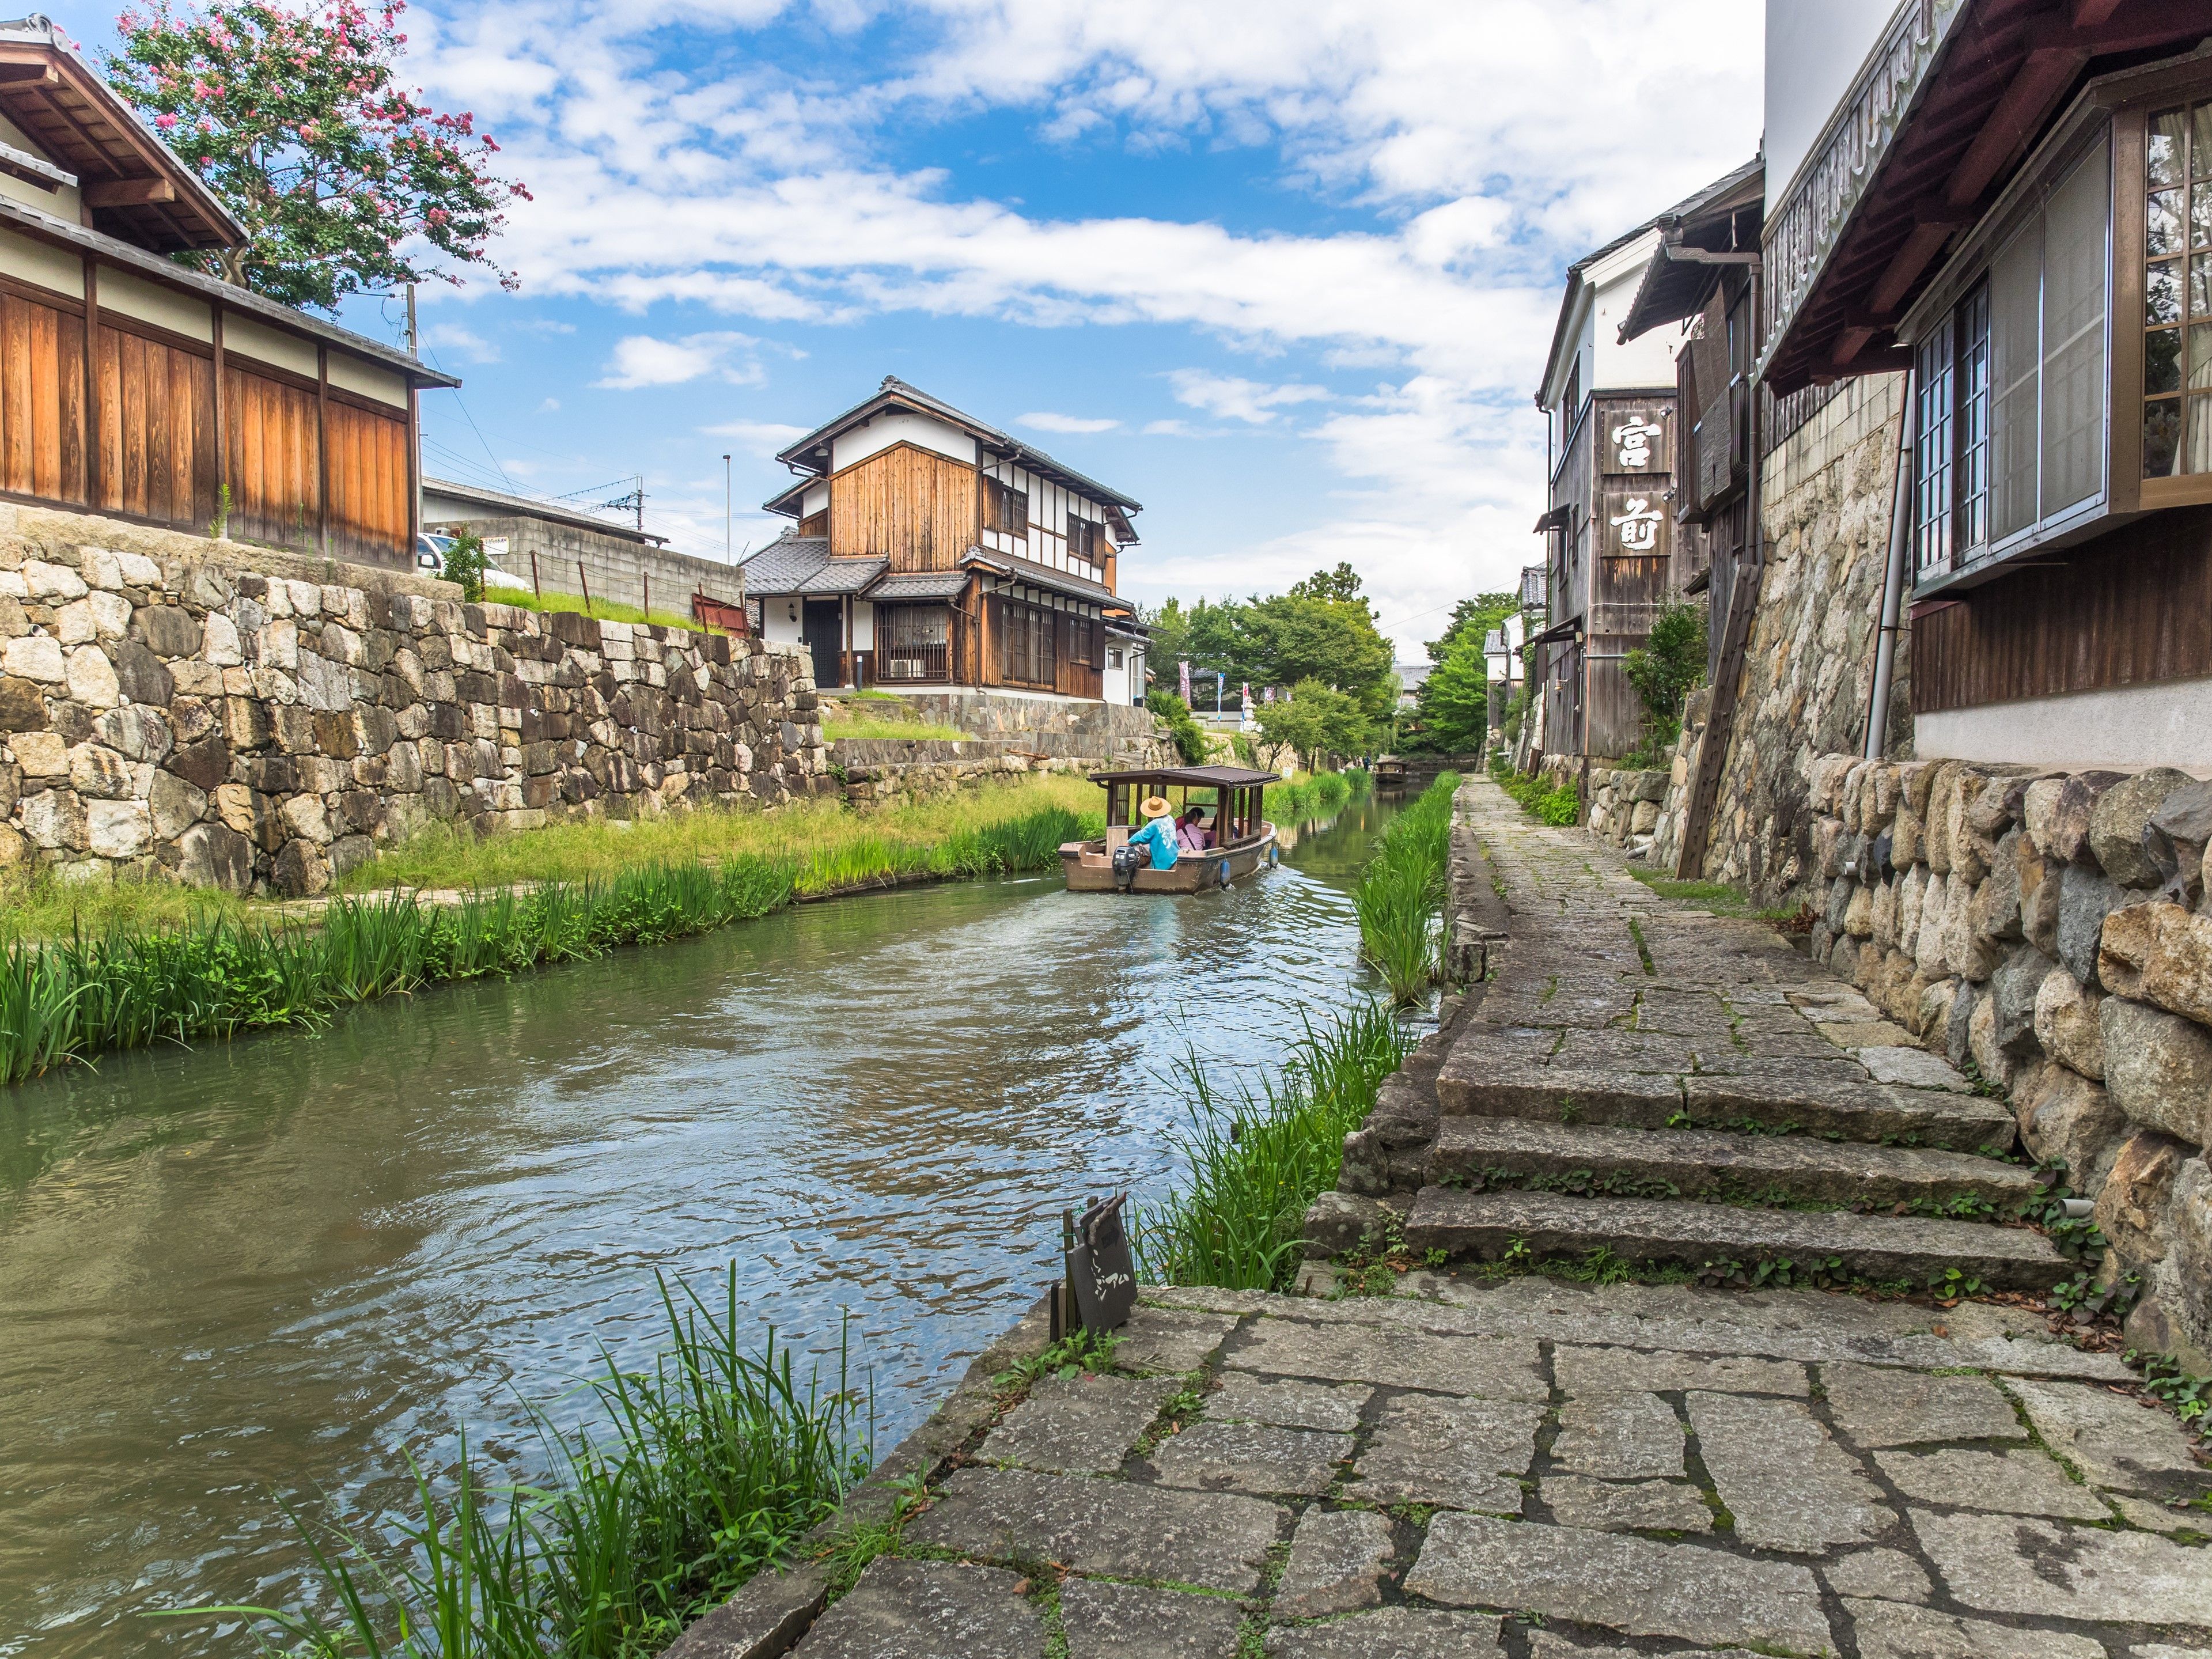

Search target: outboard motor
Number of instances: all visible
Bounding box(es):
[1111,843,1143,892]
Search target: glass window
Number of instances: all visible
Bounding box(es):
[1990,220,2044,539]
[2143,99,2212,476]
[1914,315,1954,574]
[1957,285,1991,552]
[2042,139,2108,514]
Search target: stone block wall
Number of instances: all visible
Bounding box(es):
[1585,764,1670,854]
[1798,749,2212,1369]
[1699,374,1909,903]
[0,505,821,896]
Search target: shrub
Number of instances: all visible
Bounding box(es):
[1146,689,1210,764]
[437,527,491,603]
[1621,598,1707,756]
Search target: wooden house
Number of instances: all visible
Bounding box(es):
[1531,217,1688,761]
[0,19,454,567]
[1760,0,2212,771]
[744,377,1143,698]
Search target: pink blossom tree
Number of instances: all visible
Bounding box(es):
[105,0,528,311]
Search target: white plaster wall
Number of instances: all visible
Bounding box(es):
[326,352,408,409]
[1916,676,2212,774]
[222,313,319,378]
[0,223,80,298]
[802,482,829,516]
[98,266,213,341]
[761,597,805,646]
[1766,0,1903,211]
[1588,236,1676,391]
[832,410,976,472]
[851,599,874,650]
[0,112,82,222]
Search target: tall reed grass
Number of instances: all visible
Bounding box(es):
[0,801,1094,1086]
[171,1268,870,1658]
[1266,767,1368,824]
[1351,773,1459,1003]
[1131,1002,1412,1290]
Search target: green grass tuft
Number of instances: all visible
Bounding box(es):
[1352,774,1457,1003]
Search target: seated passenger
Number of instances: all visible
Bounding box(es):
[1177,806,1212,853]
[1125,796,1181,870]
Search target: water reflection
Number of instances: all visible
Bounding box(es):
[0,797,1400,1655]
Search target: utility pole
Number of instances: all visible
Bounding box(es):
[723,454,732,562]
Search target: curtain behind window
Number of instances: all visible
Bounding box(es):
[1990,220,2044,541]
[2041,138,2110,513]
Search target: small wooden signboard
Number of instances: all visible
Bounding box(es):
[1053,1192,1137,1339]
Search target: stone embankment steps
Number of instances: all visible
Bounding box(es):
[1315,777,2071,1292]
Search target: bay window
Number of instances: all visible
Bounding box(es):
[1908,67,2212,589]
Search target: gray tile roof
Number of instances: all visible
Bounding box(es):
[796,557,888,595]
[869,571,969,601]
[736,534,830,592]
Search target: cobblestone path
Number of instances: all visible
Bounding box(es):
[677,1279,2207,1658]
[668,778,2209,1659]
[1317,777,2070,1289]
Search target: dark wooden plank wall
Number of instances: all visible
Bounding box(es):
[0,291,86,505]
[1912,508,2212,713]
[829,441,978,571]
[0,270,412,562]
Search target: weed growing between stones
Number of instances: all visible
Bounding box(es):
[1490,757,1581,826]
[1351,773,1459,1002]
[1131,1002,1412,1291]
[166,1268,870,1658]
[992,1329,1122,1393]
[2131,1351,2212,1450]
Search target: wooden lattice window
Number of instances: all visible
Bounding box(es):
[983,476,1029,535]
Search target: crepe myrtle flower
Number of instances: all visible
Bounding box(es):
[104,0,525,309]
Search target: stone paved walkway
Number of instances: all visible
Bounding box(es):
[679,1278,2207,1659]
[1317,779,2069,1290]
[667,778,2210,1659]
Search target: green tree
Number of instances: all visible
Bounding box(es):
[1621,597,1710,760]
[107,0,529,310]
[1426,590,1517,663]
[1411,632,1493,753]
[1255,680,1372,771]
[1244,593,1393,717]
[1146,688,1209,764]
[1289,562,1363,604]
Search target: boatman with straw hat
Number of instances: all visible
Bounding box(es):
[1124,793,1181,871]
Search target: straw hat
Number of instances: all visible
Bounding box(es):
[1141,794,1173,819]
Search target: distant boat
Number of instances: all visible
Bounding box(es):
[1061,765,1281,893]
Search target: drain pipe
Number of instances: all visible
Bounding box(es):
[1863,370,1916,760]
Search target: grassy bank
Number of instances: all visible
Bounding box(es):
[0,778,1103,1085]
[176,1269,869,1658]
[1131,1002,1412,1291]
[1353,773,1458,1002]
[483,583,728,636]
[1267,766,1370,824]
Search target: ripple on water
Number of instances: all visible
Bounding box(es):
[0,799,1404,1656]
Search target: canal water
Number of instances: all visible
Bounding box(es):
[0,794,1408,1656]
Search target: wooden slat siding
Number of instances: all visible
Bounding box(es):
[2,296,30,494]
[321,397,408,563]
[221,365,323,551]
[827,441,978,570]
[1912,515,2212,714]
[28,302,57,498]
[55,308,83,503]
[118,328,145,518]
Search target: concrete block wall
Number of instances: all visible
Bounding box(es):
[1800,750,2212,1370]
[0,505,821,896]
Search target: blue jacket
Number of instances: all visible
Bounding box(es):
[1126,817,1180,870]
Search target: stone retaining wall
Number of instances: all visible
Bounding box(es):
[0,506,820,896]
[1798,750,2212,1368]
[831,737,1113,808]
[1585,763,1670,854]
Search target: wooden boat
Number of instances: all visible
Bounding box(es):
[1372,755,1408,791]
[1061,764,1282,893]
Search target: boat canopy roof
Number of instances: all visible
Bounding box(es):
[1090,765,1281,789]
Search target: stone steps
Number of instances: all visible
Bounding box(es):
[1428,1117,2045,1210]
[1402,1187,2067,1291]
[1433,1032,2017,1152]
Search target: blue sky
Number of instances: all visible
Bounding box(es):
[268,1,1758,658]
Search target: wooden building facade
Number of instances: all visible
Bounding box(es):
[0,20,454,568]
[1760,0,2212,770]
[1532,215,1690,762]
[745,378,1142,699]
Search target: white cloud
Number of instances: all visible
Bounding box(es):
[421,323,501,362]
[1018,411,1119,433]
[1168,370,1330,425]
[705,418,810,454]
[594,331,768,389]
[537,396,562,412]
[403,0,1760,654]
